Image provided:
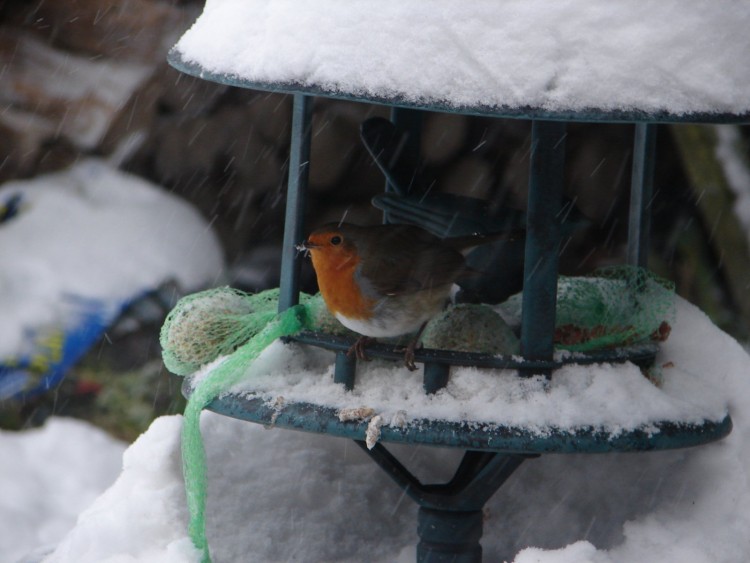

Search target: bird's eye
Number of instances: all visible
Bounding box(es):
[330,235,342,245]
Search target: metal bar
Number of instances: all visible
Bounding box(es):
[416,454,526,562]
[289,331,659,370]
[417,507,483,563]
[356,442,526,511]
[520,120,567,375]
[445,451,497,491]
[455,454,526,507]
[354,441,424,502]
[423,362,450,394]
[627,123,657,268]
[333,351,356,390]
[278,94,313,313]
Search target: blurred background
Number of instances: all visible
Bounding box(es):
[0,0,749,442]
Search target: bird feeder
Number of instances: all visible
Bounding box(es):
[168,2,747,561]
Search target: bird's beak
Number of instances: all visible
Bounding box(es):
[296,240,318,254]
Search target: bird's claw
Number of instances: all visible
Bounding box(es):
[348,336,421,371]
[399,340,421,371]
[347,336,374,362]
[403,350,418,371]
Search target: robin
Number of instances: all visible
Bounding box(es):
[298,222,517,370]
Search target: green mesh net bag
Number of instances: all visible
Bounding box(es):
[160,287,353,376]
[161,287,279,376]
[501,265,675,351]
[554,266,674,351]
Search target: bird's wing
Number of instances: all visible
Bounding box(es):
[357,225,466,296]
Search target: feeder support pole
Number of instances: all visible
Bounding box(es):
[279,94,313,312]
[627,123,657,268]
[520,120,567,376]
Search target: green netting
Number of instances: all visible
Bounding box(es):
[501,266,675,351]
[162,268,674,560]
[161,288,309,561]
[160,287,280,376]
[555,266,674,351]
[160,288,354,377]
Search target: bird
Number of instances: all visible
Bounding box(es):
[298,222,518,370]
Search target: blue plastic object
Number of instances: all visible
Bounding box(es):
[0,296,114,401]
[1,286,177,402]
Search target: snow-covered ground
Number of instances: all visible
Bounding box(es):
[2,292,749,563]
[0,157,223,560]
[0,419,126,563]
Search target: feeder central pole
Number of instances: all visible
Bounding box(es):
[520,120,567,375]
[356,442,528,563]
[279,94,313,312]
[627,123,657,268]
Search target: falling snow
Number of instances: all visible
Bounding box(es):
[3,2,750,563]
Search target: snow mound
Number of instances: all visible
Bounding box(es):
[0,419,126,563]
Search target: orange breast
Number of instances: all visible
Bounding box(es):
[310,248,375,320]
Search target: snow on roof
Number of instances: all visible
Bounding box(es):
[173,0,750,119]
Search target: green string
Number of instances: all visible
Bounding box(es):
[180,304,310,562]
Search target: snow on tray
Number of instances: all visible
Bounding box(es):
[185,295,730,439]
[0,159,224,360]
[173,0,750,116]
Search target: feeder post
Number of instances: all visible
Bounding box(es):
[627,123,657,268]
[520,120,567,376]
[279,94,314,313]
[356,442,527,563]
[333,351,357,390]
[423,363,451,394]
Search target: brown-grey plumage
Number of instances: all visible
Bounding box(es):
[301,221,514,370]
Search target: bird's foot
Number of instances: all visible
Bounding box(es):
[347,336,375,362]
[399,339,422,372]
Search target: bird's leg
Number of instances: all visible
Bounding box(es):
[348,336,375,361]
[402,322,428,372]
